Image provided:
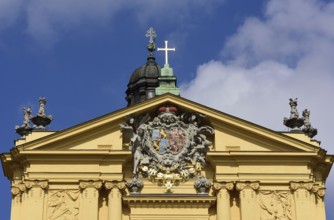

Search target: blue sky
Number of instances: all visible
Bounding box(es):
[1,0,334,219]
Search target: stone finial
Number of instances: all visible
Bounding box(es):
[302,109,318,138]
[194,176,212,194]
[283,98,304,130]
[31,97,53,130]
[126,179,144,194]
[15,107,33,136]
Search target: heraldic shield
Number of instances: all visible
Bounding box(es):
[121,105,214,192]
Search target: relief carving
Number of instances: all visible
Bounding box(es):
[47,190,80,220]
[259,191,292,220]
[120,106,214,191]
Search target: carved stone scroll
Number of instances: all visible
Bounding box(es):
[79,180,102,190]
[25,179,48,190]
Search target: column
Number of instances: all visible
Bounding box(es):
[290,181,314,220]
[79,180,102,220]
[236,181,260,220]
[24,180,48,220]
[213,182,234,220]
[105,181,125,220]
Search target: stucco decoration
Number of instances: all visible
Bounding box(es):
[47,190,80,220]
[121,105,214,191]
[259,191,293,220]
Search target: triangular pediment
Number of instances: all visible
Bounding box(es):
[17,94,319,153]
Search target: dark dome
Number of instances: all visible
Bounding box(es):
[129,57,161,84]
[126,57,161,106]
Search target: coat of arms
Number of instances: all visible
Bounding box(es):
[121,105,214,191]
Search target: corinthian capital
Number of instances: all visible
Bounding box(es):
[79,180,102,190]
[236,181,260,191]
[213,182,234,192]
[104,181,126,190]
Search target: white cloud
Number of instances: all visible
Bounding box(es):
[182,0,334,149]
[0,0,23,30]
[0,0,224,45]
[181,0,334,212]
[181,0,334,200]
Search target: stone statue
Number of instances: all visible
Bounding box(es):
[289,98,299,119]
[15,107,33,136]
[22,107,32,127]
[30,97,53,130]
[302,109,318,138]
[283,98,304,130]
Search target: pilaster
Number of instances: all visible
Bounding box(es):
[79,180,102,220]
[24,180,48,220]
[290,181,316,220]
[105,181,126,220]
[312,184,326,220]
[213,182,234,220]
[236,181,260,220]
[11,183,25,220]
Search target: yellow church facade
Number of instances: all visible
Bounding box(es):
[2,94,333,220]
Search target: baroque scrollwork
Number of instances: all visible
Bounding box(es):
[259,191,292,220]
[121,106,214,191]
[47,190,80,220]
